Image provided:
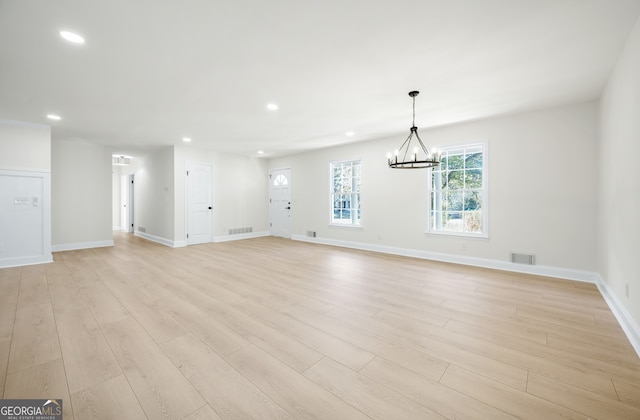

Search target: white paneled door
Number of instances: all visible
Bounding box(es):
[186,162,213,245]
[269,168,292,238]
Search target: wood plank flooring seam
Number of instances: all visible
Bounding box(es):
[3,233,639,419]
[361,357,517,420]
[610,377,622,402]
[44,268,85,419]
[326,307,530,391]
[0,268,21,397]
[81,282,162,420]
[0,269,20,343]
[7,267,63,374]
[377,307,633,395]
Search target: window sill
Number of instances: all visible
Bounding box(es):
[329,223,363,230]
[424,230,489,239]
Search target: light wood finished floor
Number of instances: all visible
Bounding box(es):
[1,233,639,419]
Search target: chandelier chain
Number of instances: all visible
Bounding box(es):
[412,95,416,127]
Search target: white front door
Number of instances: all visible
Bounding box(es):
[186,162,213,245]
[269,168,291,238]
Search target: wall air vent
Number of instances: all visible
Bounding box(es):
[511,252,535,265]
[229,227,253,235]
[306,230,317,238]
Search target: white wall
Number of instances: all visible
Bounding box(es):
[51,138,113,249]
[211,152,269,239]
[134,146,175,242]
[0,119,52,267]
[173,146,269,242]
[599,16,640,330]
[269,101,598,274]
[0,119,51,172]
[126,145,268,246]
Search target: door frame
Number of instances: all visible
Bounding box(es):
[185,161,214,245]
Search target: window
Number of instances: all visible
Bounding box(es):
[428,143,487,236]
[273,174,288,186]
[330,159,361,226]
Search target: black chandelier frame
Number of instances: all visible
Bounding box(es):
[388,91,441,169]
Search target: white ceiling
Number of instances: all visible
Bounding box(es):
[1,0,639,158]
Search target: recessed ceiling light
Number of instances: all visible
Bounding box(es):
[266,103,279,111]
[47,114,61,120]
[182,137,191,142]
[345,131,355,136]
[60,31,85,44]
[257,150,265,155]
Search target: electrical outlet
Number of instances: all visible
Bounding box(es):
[625,283,630,298]
[461,242,467,250]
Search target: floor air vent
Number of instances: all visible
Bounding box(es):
[229,227,253,235]
[511,252,535,265]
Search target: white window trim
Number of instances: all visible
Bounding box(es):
[426,141,489,238]
[329,158,363,228]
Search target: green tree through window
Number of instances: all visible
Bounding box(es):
[331,160,361,226]
[429,144,486,235]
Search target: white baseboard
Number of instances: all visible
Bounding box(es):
[134,231,187,248]
[52,240,114,253]
[0,254,53,269]
[292,234,640,358]
[594,275,640,358]
[135,230,270,247]
[134,231,177,247]
[292,235,598,283]
[215,231,270,243]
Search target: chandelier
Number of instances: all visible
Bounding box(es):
[387,91,441,169]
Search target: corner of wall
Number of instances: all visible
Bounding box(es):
[597,12,640,351]
[595,274,640,357]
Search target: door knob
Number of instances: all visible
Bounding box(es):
[208,206,212,210]
[285,206,291,209]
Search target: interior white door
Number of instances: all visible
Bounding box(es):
[269,168,292,238]
[187,162,213,245]
[120,175,134,232]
